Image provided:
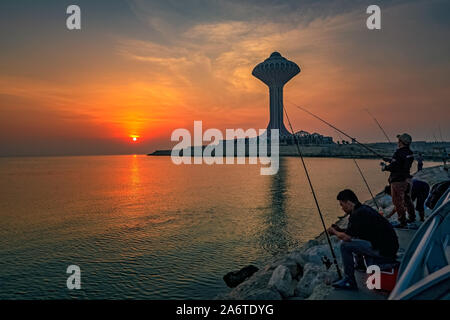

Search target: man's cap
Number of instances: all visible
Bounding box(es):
[397,133,412,145]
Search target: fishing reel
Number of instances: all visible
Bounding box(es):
[380,162,387,171]
[321,256,332,270]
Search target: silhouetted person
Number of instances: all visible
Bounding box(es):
[381,133,415,227]
[416,153,424,172]
[328,189,399,290]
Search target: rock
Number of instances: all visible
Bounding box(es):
[384,204,394,213]
[307,282,333,300]
[303,241,342,266]
[301,239,320,251]
[295,261,337,298]
[294,263,323,298]
[286,249,306,266]
[223,265,259,288]
[223,269,274,300]
[310,269,335,288]
[268,265,294,298]
[378,194,392,208]
[266,257,303,280]
[246,288,282,300]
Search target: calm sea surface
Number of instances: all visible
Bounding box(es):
[0,155,434,299]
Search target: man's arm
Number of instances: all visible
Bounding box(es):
[384,151,401,172]
[331,223,346,232]
[328,226,352,242]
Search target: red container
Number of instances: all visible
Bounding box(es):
[360,255,399,292]
[379,267,399,292]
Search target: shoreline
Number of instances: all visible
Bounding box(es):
[217,165,449,300]
[148,141,449,161]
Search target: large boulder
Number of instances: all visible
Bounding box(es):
[294,263,323,298]
[223,268,274,300]
[268,265,295,298]
[223,265,259,288]
[265,257,303,280]
[294,263,338,299]
[286,251,306,270]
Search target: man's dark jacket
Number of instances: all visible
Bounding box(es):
[346,203,399,259]
[385,146,414,183]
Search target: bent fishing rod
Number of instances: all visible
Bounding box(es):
[283,106,343,279]
[289,102,386,159]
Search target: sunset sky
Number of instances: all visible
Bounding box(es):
[1,0,449,156]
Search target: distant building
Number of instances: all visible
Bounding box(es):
[294,130,334,145]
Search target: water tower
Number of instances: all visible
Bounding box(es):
[252,52,300,139]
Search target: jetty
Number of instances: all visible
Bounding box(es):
[217,165,449,300]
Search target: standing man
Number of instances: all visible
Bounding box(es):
[381,133,415,228]
[328,190,399,290]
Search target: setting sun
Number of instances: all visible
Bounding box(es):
[130,135,139,142]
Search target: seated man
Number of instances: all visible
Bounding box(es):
[328,189,399,290]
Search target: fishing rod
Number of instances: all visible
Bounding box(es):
[352,158,381,211]
[365,109,392,144]
[289,102,386,159]
[283,106,343,279]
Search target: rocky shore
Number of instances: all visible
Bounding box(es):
[217,165,449,300]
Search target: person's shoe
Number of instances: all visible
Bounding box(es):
[332,277,358,290]
[406,218,416,224]
[393,222,407,229]
[406,222,419,230]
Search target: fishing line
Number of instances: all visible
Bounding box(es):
[288,101,386,159]
[335,131,381,211]
[365,109,392,144]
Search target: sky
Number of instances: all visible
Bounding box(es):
[0,0,449,156]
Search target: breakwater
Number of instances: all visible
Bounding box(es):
[217,165,449,300]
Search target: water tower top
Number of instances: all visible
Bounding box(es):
[252,52,300,86]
